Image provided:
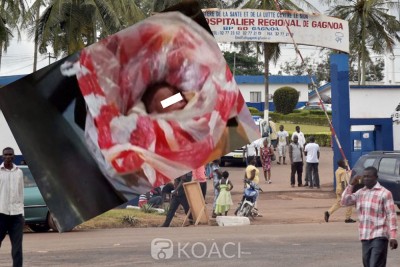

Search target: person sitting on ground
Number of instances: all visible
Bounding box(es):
[138,187,163,208]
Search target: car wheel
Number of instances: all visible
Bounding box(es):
[47,213,59,232]
[28,223,50,233]
[220,160,225,167]
[397,204,400,210]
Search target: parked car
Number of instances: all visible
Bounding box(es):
[21,166,58,232]
[298,103,332,112]
[351,151,400,209]
[220,147,245,166]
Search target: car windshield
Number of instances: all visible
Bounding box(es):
[21,167,37,188]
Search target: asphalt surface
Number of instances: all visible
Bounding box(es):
[1,147,400,266]
[1,224,400,266]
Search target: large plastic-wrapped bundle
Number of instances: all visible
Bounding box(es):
[76,12,259,193]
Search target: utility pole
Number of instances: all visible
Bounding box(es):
[48,53,56,65]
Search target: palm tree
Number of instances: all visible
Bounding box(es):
[29,0,145,58]
[326,0,400,85]
[230,0,318,117]
[0,0,26,71]
[153,0,227,12]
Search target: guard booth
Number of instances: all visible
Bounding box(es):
[350,126,375,166]
[348,118,394,168]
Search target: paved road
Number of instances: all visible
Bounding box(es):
[1,223,400,267]
[1,147,399,266]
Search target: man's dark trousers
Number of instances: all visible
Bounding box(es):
[362,237,388,267]
[291,162,303,186]
[162,195,192,227]
[306,162,320,187]
[0,213,24,267]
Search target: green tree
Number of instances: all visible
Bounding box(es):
[280,51,385,87]
[273,86,299,114]
[229,0,319,118]
[326,0,400,85]
[223,51,263,75]
[31,0,145,57]
[0,1,26,70]
[153,0,227,12]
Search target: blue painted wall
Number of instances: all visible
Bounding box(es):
[331,54,351,188]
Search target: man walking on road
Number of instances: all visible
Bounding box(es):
[324,159,355,223]
[0,147,24,267]
[341,166,398,267]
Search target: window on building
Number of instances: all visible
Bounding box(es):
[250,92,261,102]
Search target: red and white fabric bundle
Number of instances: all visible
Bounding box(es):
[75,12,258,191]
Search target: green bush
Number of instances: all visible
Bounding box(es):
[273,86,299,114]
[304,133,332,147]
[309,110,332,116]
[268,111,331,127]
[288,133,332,147]
[248,106,260,115]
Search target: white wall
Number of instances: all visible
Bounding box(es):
[0,111,21,155]
[350,89,400,118]
[238,83,309,103]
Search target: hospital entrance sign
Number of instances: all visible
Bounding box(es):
[203,9,349,53]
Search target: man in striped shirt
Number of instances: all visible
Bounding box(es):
[341,166,398,267]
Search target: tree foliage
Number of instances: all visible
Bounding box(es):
[273,86,299,114]
[325,0,400,85]
[280,51,385,87]
[31,0,145,57]
[229,0,319,111]
[223,51,263,75]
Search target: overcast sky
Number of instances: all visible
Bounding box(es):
[0,0,329,77]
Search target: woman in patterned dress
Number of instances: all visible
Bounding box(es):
[260,138,274,184]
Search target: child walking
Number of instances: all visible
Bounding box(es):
[215,171,234,216]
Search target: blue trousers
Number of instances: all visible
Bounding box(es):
[362,237,389,267]
[0,214,24,267]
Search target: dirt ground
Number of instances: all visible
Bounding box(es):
[202,147,358,225]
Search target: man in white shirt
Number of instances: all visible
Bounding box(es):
[304,136,320,188]
[243,139,261,166]
[291,125,306,148]
[277,125,289,165]
[0,147,24,267]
